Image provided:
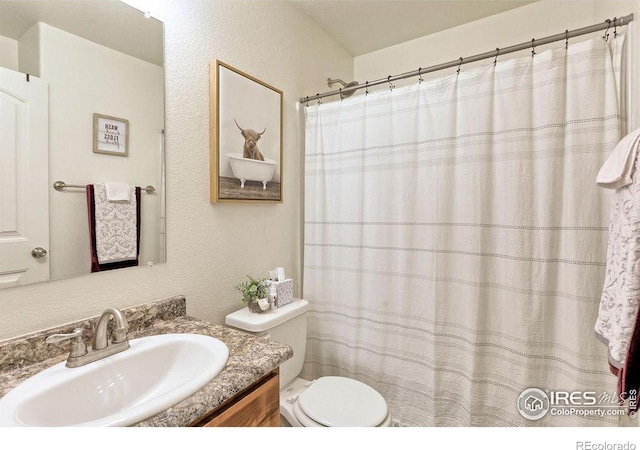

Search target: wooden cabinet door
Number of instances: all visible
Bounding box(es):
[197,371,280,427]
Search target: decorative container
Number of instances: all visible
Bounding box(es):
[248,297,270,313]
[274,279,293,307]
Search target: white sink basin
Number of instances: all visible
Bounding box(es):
[0,333,229,427]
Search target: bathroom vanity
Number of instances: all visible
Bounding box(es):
[0,295,291,427]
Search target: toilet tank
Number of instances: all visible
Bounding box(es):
[225,298,308,389]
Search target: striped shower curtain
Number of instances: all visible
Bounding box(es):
[302,35,627,426]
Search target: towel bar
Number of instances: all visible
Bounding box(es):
[53,181,156,194]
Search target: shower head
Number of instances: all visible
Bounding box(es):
[327,78,360,99]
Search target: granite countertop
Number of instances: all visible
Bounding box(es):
[0,295,293,427]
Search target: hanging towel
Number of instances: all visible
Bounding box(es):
[596,128,640,189]
[595,147,640,396]
[86,184,141,272]
[105,182,132,201]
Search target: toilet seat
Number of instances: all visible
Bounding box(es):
[294,376,388,427]
[292,401,325,427]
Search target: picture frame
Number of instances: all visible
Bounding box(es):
[93,113,129,157]
[210,60,283,203]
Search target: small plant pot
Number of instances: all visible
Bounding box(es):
[248,297,269,313]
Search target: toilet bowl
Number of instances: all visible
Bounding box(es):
[225,298,391,427]
[280,377,392,427]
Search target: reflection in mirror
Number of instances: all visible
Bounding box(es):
[0,1,165,289]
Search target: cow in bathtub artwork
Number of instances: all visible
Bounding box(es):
[226,119,277,191]
[212,60,282,203]
[234,119,265,161]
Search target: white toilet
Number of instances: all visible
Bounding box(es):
[225,298,392,427]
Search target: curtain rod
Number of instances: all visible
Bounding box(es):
[300,14,633,104]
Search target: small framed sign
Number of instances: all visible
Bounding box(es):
[93,113,129,156]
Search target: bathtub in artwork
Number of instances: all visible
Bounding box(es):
[227,153,277,189]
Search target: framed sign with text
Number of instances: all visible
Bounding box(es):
[93,113,129,156]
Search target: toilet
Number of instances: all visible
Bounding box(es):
[225,298,392,427]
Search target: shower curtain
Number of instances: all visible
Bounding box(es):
[303,35,627,426]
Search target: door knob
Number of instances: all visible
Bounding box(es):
[31,247,48,258]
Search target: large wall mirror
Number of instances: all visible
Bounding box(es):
[0,1,165,288]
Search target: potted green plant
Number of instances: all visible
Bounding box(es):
[235,275,270,313]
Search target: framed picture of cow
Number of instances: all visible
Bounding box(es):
[210,60,283,203]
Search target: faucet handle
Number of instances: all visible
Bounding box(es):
[45,328,87,358]
[111,311,143,343]
[45,328,83,344]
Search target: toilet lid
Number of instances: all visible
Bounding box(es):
[297,376,388,427]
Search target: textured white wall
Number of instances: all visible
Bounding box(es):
[0,0,352,341]
[17,24,40,77]
[0,34,18,71]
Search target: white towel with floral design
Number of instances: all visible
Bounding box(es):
[596,155,640,369]
[93,183,138,264]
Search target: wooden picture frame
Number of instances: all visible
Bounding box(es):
[210,60,283,203]
[93,113,129,157]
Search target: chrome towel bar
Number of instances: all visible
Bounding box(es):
[53,181,156,194]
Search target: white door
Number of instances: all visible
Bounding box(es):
[0,67,49,288]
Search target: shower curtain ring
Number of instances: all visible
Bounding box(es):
[365,81,369,96]
[387,75,395,91]
[493,48,499,66]
[614,17,618,38]
[531,38,536,57]
[316,94,322,105]
[418,68,423,83]
[565,30,569,50]
[603,18,611,41]
[457,57,463,74]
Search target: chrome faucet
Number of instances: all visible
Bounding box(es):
[92,307,128,350]
[45,308,143,368]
